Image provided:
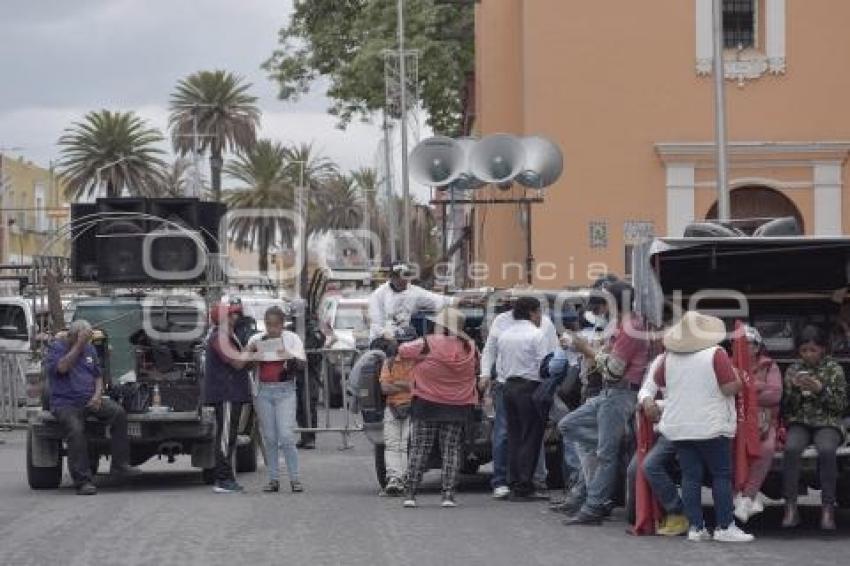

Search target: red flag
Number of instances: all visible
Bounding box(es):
[732,320,761,492]
[630,410,664,535]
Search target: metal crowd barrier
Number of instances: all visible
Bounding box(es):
[0,350,31,429]
[297,347,363,449]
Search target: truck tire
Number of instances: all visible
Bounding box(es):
[235,439,258,473]
[374,444,388,488]
[201,468,216,485]
[27,431,62,490]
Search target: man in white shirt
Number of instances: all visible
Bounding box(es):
[480,298,558,498]
[487,296,552,500]
[480,300,558,499]
[368,262,456,343]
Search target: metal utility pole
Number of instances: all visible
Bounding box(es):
[383,114,398,262]
[712,0,731,221]
[397,0,411,262]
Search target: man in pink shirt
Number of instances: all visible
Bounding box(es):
[559,281,650,525]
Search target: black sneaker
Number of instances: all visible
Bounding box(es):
[385,477,404,496]
[76,482,97,496]
[213,480,244,494]
[296,440,316,450]
[263,480,280,493]
[290,481,304,493]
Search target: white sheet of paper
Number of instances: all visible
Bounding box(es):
[256,338,287,361]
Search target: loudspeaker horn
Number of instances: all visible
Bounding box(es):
[469,133,526,186]
[515,136,564,189]
[449,138,485,191]
[409,136,464,187]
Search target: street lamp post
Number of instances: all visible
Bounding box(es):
[712,0,731,222]
[397,0,411,263]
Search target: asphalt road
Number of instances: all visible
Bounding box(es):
[1,426,848,566]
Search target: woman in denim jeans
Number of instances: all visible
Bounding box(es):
[248,306,307,493]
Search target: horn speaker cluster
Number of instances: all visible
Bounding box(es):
[409,133,564,191]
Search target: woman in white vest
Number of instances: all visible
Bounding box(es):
[652,311,753,543]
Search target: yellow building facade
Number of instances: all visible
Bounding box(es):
[473,0,850,287]
[0,154,71,265]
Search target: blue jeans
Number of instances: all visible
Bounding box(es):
[256,382,299,482]
[560,387,636,514]
[674,437,733,530]
[491,382,508,488]
[626,435,681,514]
[558,413,586,499]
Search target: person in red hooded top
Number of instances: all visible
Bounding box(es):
[732,326,782,523]
[398,307,479,508]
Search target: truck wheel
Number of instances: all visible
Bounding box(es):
[836,479,850,508]
[201,468,216,485]
[89,454,101,477]
[374,444,388,488]
[27,431,62,490]
[235,439,258,473]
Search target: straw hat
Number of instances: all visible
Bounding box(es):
[663,311,727,353]
[428,307,470,341]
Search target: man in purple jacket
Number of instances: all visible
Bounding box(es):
[45,320,139,495]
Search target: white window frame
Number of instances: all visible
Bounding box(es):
[34,182,47,233]
[695,0,786,78]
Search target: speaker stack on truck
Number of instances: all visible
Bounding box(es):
[70,197,226,284]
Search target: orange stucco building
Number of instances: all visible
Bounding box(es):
[472,0,850,287]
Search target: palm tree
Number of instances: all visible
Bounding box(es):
[224,140,297,274]
[57,110,167,199]
[155,157,206,198]
[169,70,261,202]
[351,166,380,265]
[313,174,364,232]
[279,142,338,296]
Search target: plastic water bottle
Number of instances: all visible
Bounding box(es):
[152,384,161,408]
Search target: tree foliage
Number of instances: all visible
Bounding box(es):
[169,70,260,202]
[263,0,474,135]
[57,110,167,199]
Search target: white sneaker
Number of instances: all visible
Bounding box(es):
[403,498,417,508]
[492,486,511,499]
[733,495,754,523]
[714,524,755,543]
[750,493,765,516]
[686,528,712,542]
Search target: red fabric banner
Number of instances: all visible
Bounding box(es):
[732,320,761,492]
[630,411,664,535]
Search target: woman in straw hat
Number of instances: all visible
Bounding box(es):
[652,311,753,543]
[397,307,479,508]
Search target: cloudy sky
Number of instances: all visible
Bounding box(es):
[0,0,430,197]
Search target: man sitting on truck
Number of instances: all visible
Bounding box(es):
[46,319,140,496]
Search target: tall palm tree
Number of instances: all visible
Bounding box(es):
[224,140,297,274]
[169,70,261,202]
[57,110,167,199]
[155,157,206,198]
[279,142,338,296]
[313,174,364,232]
[351,166,381,265]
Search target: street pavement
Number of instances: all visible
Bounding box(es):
[0,426,848,566]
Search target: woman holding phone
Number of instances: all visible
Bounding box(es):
[782,325,847,530]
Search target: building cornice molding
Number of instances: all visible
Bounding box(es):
[655,142,850,166]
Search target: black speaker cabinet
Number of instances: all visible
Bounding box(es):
[96,198,148,283]
[70,203,99,281]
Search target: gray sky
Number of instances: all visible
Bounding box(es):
[0,0,429,193]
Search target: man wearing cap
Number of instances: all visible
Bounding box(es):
[46,320,140,495]
[368,262,459,343]
[560,281,649,525]
[204,302,257,493]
